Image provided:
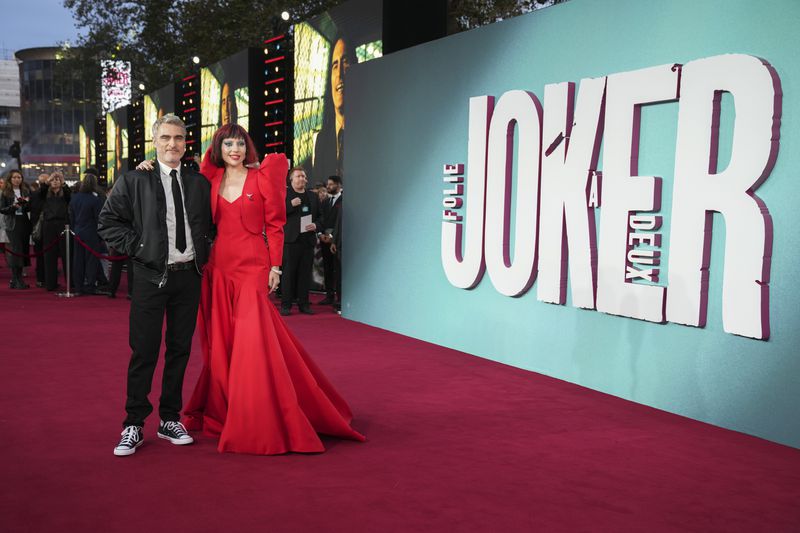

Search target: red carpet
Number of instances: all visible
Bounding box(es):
[1,265,799,532]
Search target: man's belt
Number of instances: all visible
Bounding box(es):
[167,261,195,272]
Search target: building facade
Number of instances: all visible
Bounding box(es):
[15,47,97,179]
[0,59,22,173]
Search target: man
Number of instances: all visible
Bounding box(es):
[314,36,352,181]
[99,114,212,456]
[185,153,200,172]
[314,181,329,204]
[319,175,342,305]
[281,167,320,316]
[330,197,343,314]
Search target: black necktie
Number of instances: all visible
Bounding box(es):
[170,169,186,253]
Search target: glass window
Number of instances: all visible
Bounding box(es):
[53,109,63,131]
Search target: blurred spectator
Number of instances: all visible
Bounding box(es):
[28,173,49,287]
[188,153,201,171]
[0,177,7,253]
[281,167,321,316]
[70,173,108,295]
[0,170,33,289]
[319,175,342,306]
[330,196,343,313]
[314,181,329,204]
[40,171,71,291]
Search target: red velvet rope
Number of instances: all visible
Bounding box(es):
[69,231,129,261]
[1,231,66,258]
[1,230,130,261]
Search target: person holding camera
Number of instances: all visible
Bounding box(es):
[39,171,71,291]
[0,170,32,289]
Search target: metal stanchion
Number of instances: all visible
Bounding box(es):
[57,226,77,298]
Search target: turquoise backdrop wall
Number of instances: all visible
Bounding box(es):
[343,0,800,447]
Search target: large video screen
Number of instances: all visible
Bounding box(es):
[200,48,250,158]
[293,0,382,183]
[106,113,115,182]
[109,107,128,182]
[79,124,92,175]
[144,85,175,161]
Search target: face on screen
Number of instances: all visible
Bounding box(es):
[331,38,350,114]
[221,83,233,125]
[115,128,123,172]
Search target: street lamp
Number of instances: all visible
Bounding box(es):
[192,56,200,65]
[281,11,290,21]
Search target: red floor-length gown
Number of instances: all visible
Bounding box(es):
[182,152,365,454]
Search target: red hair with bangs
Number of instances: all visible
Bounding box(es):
[208,123,259,167]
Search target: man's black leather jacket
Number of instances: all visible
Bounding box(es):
[98,167,213,286]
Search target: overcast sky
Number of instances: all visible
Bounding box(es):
[1,0,83,58]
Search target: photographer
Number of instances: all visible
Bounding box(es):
[0,170,33,289]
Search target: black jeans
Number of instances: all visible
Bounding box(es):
[34,239,45,283]
[321,244,338,299]
[43,220,68,290]
[334,252,342,303]
[282,241,314,308]
[72,232,101,292]
[123,267,201,427]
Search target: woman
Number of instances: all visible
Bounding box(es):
[137,124,364,454]
[39,171,71,291]
[69,173,105,294]
[29,174,48,287]
[0,170,33,289]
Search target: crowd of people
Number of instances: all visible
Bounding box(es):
[0,168,132,297]
[2,115,357,457]
[278,169,343,315]
[0,167,343,307]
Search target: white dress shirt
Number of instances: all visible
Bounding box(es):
[157,160,195,264]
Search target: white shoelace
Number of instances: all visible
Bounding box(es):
[162,421,187,436]
[118,426,140,447]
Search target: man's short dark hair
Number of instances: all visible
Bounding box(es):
[327,175,342,185]
[85,167,99,177]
